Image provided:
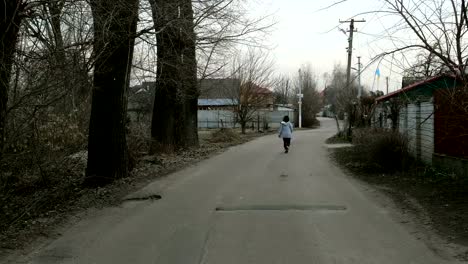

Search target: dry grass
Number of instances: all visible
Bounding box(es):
[208,128,241,143]
[352,128,412,172]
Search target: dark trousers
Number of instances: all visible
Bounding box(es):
[283,138,291,150]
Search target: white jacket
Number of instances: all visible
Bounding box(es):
[278,121,293,138]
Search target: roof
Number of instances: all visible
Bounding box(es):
[276,106,295,111]
[242,81,272,94]
[199,79,241,99]
[252,86,272,94]
[198,98,238,106]
[376,74,457,102]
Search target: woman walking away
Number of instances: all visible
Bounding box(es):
[278,115,293,153]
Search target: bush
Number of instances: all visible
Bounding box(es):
[352,128,412,172]
[127,121,151,169]
[209,128,241,143]
[303,117,320,128]
[326,131,351,144]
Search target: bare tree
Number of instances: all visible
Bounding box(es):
[403,49,448,79]
[4,0,94,159]
[377,0,468,84]
[133,0,275,82]
[193,0,275,79]
[85,0,139,186]
[226,49,275,134]
[297,65,322,127]
[273,75,293,105]
[143,0,274,151]
[355,90,383,128]
[323,64,358,135]
[324,64,355,116]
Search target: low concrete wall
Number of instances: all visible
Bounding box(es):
[433,153,468,177]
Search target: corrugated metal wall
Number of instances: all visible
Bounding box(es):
[197,110,294,129]
[406,104,418,158]
[198,110,236,128]
[420,102,434,163]
[389,101,435,164]
[267,110,295,128]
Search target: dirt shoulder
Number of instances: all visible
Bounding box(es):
[329,146,468,261]
[0,129,271,262]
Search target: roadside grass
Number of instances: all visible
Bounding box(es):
[329,128,468,253]
[325,132,351,144]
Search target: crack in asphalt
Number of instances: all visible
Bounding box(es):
[215,204,347,212]
[122,194,162,202]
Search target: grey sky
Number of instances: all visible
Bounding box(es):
[253,0,409,93]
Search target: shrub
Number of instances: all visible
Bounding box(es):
[209,128,241,143]
[326,131,351,144]
[127,121,151,169]
[352,128,411,172]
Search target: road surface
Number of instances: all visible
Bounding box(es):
[25,118,460,264]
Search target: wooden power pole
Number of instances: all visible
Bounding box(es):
[340,18,366,88]
[357,56,362,98]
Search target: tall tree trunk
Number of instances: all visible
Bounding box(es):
[149,0,198,152]
[149,0,179,152]
[0,0,24,157]
[179,0,199,147]
[241,122,246,134]
[85,0,139,186]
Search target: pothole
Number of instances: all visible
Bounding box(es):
[122,194,162,202]
[215,204,347,212]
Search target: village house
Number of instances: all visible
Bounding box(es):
[373,74,468,176]
[198,79,274,110]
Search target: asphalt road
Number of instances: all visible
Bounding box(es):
[26,118,460,264]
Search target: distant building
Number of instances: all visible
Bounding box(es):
[198,78,274,110]
[199,78,241,99]
[198,99,238,110]
[128,81,155,121]
[128,79,291,130]
[198,79,241,110]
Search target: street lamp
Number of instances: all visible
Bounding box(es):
[298,69,303,128]
[298,93,303,128]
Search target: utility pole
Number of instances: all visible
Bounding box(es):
[386,76,389,94]
[340,18,366,88]
[357,56,362,98]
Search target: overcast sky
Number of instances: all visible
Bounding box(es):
[250,0,412,93]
